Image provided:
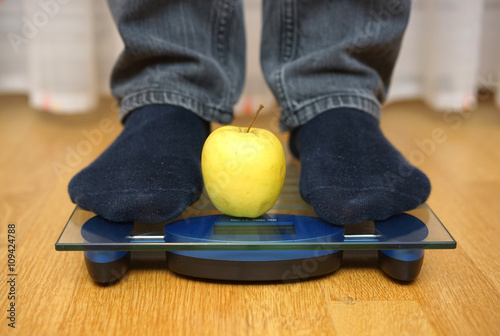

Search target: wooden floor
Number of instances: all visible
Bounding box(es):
[1,95,499,335]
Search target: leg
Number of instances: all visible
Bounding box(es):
[261,0,430,225]
[69,0,246,223]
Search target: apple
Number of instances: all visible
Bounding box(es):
[201,113,286,218]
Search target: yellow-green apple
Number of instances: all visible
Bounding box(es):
[201,122,286,218]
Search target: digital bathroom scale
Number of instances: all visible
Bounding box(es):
[56,163,456,284]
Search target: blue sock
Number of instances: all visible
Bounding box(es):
[290,108,431,226]
[68,104,210,223]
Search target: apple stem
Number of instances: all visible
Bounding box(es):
[246,104,264,133]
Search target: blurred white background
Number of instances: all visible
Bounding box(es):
[1,0,499,115]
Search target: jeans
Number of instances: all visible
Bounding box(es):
[107,0,410,131]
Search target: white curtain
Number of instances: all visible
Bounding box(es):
[0,0,121,113]
[389,0,500,111]
[1,0,499,115]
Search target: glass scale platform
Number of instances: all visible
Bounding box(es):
[56,163,456,283]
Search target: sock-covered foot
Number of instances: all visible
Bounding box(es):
[290,108,431,226]
[68,104,210,223]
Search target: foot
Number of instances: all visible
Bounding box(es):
[68,104,210,223]
[290,108,431,226]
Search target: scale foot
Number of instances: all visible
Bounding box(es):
[84,251,131,284]
[378,250,424,281]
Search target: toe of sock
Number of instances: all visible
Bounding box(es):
[68,168,202,223]
[69,187,200,223]
[306,187,426,226]
[304,172,431,226]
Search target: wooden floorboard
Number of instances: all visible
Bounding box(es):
[1,95,499,335]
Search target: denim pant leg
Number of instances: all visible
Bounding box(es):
[107,0,245,123]
[261,0,410,131]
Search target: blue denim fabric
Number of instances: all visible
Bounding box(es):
[107,0,410,131]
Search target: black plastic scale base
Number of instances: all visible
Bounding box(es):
[166,250,344,282]
[56,164,456,284]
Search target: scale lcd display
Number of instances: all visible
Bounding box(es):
[213,223,296,235]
